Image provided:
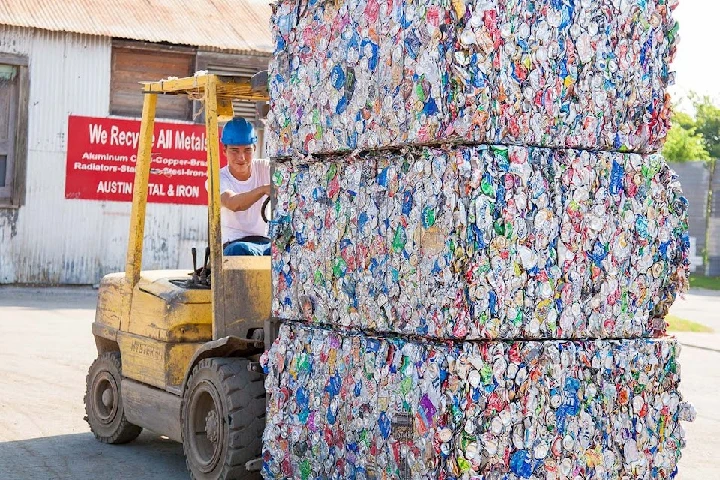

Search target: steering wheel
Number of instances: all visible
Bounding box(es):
[261,196,272,224]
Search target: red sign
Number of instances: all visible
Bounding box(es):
[65,115,226,205]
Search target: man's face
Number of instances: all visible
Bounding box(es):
[225,145,255,170]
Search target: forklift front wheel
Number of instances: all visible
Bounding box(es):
[182,357,265,480]
[84,352,142,444]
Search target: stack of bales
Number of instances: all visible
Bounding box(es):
[263,0,694,478]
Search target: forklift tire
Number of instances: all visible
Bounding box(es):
[182,357,265,480]
[84,352,142,444]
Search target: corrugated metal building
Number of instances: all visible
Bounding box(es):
[669,162,710,273]
[0,0,272,284]
[668,161,720,277]
[708,165,720,276]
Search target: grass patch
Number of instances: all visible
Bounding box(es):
[665,314,714,333]
[689,274,720,291]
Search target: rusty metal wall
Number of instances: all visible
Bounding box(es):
[0,26,209,284]
[0,0,272,54]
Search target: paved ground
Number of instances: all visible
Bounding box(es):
[0,286,718,479]
[0,287,187,480]
[668,289,720,479]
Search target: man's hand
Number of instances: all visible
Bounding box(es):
[221,184,270,212]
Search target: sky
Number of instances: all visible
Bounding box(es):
[669,0,719,107]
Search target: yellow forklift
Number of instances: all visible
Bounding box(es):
[84,73,274,480]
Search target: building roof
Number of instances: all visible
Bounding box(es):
[0,0,273,54]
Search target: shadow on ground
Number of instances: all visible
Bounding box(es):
[0,431,188,480]
[0,287,98,310]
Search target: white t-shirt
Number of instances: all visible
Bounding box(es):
[219,159,270,244]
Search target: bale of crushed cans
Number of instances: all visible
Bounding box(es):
[271,144,689,340]
[261,322,696,480]
[265,0,694,476]
[267,0,679,157]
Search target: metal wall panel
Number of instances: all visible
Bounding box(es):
[0,0,272,54]
[0,26,210,284]
[707,165,720,277]
[668,162,710,273]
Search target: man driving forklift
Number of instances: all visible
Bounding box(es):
[217,117,272,256]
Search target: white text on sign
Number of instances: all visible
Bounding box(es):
[88,124,206,152]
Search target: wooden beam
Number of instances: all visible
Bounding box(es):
[11,65,29,207]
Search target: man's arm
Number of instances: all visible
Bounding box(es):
[221,185,270,212]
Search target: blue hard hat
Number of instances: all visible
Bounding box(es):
[221,117,257,146]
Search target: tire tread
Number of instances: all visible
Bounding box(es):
[182,357,265,480]
[84,352,142,445]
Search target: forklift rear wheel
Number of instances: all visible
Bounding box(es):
[182,357,265,480]
[84,352,142,444]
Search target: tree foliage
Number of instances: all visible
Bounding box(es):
[663,94,719,163]
[692,94,720,159]
[663,122,710,162]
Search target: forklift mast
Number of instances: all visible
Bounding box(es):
[125,73,272,341]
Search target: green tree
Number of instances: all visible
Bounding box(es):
[662,119,710,162]
[691,94,720,159]
[663,94,719,162]
[673,110,696,130]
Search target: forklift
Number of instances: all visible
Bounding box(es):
[84,73,274,480]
